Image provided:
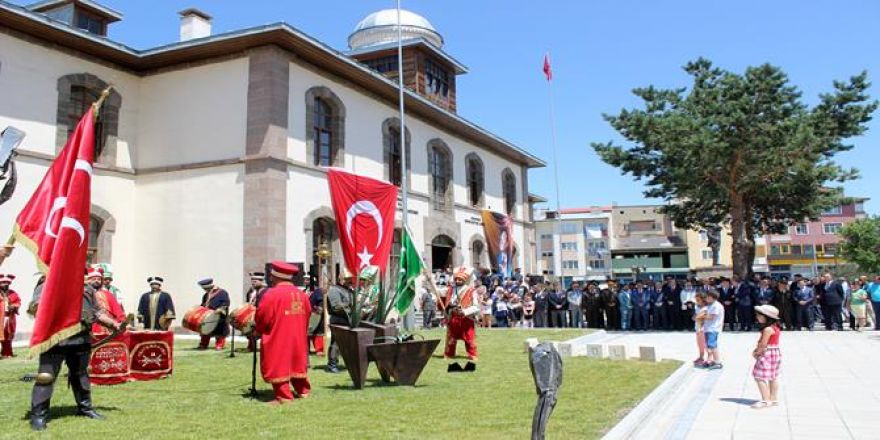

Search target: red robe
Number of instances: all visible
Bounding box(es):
[1,290,21,343]
[93,288,125,334]
[255,282,311,383]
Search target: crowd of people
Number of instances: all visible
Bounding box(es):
[421,268,880,333]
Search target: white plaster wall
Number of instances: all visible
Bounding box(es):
[131,164,245,323]
[137,58,248,168]
[0,32,140,167]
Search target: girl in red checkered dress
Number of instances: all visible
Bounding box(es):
[751,305,782,409]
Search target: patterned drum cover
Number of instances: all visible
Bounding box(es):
[182,306,219,335]
[129,331,173,381]
[230,304,256,335]
[89,332,131,385]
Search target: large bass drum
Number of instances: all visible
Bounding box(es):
[182,306,219,336]
[229,304,256,336]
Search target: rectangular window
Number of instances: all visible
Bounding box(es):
[364,56,399,73]
[770,245,780,256]
[628,220,657,232]
[540,234,553,240]
[855,202,865,214]
[822,205,843,215]
[561,222,578,234]
[781,244,790,255]
[823,223,843,234]
[584,223,607,238]
[562,260,579,269]
[589,260,605,270]
[794,223,809,235]
[561,242,577,251]
[824,244,838,256]
[425,59,449,98]
[791,245,802,255]
[75,10,105,35]
[388,127,403,186]
[701,249,713,260]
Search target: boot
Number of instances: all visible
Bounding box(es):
[463,361,477,372]
[447,362,463,373]
[30,402,49,431]
[215,337,226,351]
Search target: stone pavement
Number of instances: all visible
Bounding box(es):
[599,330,880,440]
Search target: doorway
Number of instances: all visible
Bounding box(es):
[431,235,455,271]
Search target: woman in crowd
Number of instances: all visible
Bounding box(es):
[848,280,869,331]
[508,293,523,328]
[493,291,511,328]
[480,292,493,328]
[522,293,535,328]
[751,305,783,409]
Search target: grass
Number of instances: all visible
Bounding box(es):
[0,329,679,439]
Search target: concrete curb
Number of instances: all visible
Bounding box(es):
[601,361,693,440]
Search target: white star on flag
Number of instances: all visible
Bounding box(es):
[357,246,373,268]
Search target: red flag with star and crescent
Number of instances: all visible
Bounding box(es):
[12,106,96,355]
[327,169,398,275]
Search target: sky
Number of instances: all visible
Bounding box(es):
[20,0,879,213]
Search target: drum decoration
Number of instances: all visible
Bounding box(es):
[230,304,256,336]
[182,306,220,336]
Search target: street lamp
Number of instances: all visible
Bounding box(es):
[630,265,646,282]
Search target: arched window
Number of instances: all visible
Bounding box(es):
[502,168,517,216]
[428,140,453,212]
[87,215,102,265]
[472,240,484,270]
[312,217,338,283]
[465,153,484,207]
[383,118,411,187]
[305,86,345,167]
[57,73,120,164]
[313,98,333,166]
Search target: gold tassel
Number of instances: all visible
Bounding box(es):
[27,323,83,358]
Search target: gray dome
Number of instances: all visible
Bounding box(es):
[349,9,443,50]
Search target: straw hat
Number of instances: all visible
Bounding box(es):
[754,305,779,320]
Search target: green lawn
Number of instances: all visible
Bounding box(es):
[0,329,678,439]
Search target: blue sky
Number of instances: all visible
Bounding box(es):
[25,0,879,212]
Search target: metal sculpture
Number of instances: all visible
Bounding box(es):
[529,342,563,440]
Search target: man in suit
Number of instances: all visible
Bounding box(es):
[662,278,682,330]
[548,283,568,328]
[718,278,737,331]
[733,275,756,331]
[819,273,845,331]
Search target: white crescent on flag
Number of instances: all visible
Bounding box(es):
[345,200,383,248]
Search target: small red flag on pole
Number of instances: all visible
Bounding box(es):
[543,53,553,81]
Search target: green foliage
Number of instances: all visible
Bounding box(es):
[592,58,877,276]
[0,331,679,439]
[839,217,880,273]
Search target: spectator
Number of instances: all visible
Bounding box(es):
[522,293,535,328]
[755,278,775,306]
[533,285,549,328]
[702,290,724,370]
[566,282,584,328]
[420,281,437,329]
[493,291,511,328]
[792,278,815,331]
[751,305,782,409]
[512,268,523,284]
[719,278,737,331]
[692,291,708,367]
[618,283,633,331]
[585,284,604,329]
[775,280,794,330]
[662,278,682,330]
[652,281,666,330]
[868,275,880,331]
[849,280,868,332]
[604,284,620,330]
[548,283,568,328]
[509,293,523,328]
[734,275,756,331]
[680,280,697,332]
[820,273,845,331]
[632,282,650,331]
[479,292,493,328]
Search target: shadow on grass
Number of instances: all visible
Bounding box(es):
[719,397,759,406]
[20,404,121,421]
[239,389,276,402]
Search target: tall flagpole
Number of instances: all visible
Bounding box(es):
[545,52,564,289]
[397,0,414,330]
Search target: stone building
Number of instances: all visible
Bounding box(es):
[0,1,543,337]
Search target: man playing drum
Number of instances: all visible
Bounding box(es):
[255,261,311,405]
[137,277,175,331]
[243,271,266,352]
[197,278,230,350]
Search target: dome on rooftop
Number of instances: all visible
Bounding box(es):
[348,9,443,50]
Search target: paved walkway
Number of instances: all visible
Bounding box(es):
[599,329,880,440]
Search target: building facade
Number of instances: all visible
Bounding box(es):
[0,1,543,338]
[535,207,613,286]
[766,199,867,278]
[609,205,689,282]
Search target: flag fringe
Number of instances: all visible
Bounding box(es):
[10,223,48,274]
[27,323,82,358]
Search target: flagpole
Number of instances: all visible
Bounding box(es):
[545,52,564,288]
[397,0,415,331]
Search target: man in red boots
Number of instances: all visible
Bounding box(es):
[255,261,311,405]
[0,274,21,358]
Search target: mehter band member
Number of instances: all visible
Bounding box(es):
[137,277,176,330]
[444,266,482,370]
[255,261,312,405]
[0,274,21,358]
[245,271,266,352]
[325,270,354,373]
[29,270,122,431]
[198,278,230,350]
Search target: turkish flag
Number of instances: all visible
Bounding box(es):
[543,54,553,81]
[13,107,95,355]
[327,169,398,275]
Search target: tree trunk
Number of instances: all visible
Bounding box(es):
[730,195,754,280]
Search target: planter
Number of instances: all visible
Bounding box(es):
[359,321,399,383]
[330,325,376,389]
[367,339,441,386]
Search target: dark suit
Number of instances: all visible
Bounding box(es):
[719,286,736,330]
[548,290,567,328]
[735,282,756,331]
[820,281,845,330]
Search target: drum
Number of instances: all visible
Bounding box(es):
[230,304,256,336]
[182,306,219,336]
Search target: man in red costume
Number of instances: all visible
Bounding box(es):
[86,269,125,334]
[0,274,21,358]
[255,261,312,405]
[444,266,483,371]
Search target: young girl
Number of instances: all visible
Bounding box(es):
[522,293,535,328]
[693,292,708,367]
[480,293,493,328]
[751,305,782,409]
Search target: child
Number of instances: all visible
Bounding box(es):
[522,293,535,328]
[751,305,782,409]
[692,291,708,367]
[702,290,724,370]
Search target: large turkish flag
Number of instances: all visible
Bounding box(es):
[327,169,398,275]
[14,107,95,355]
